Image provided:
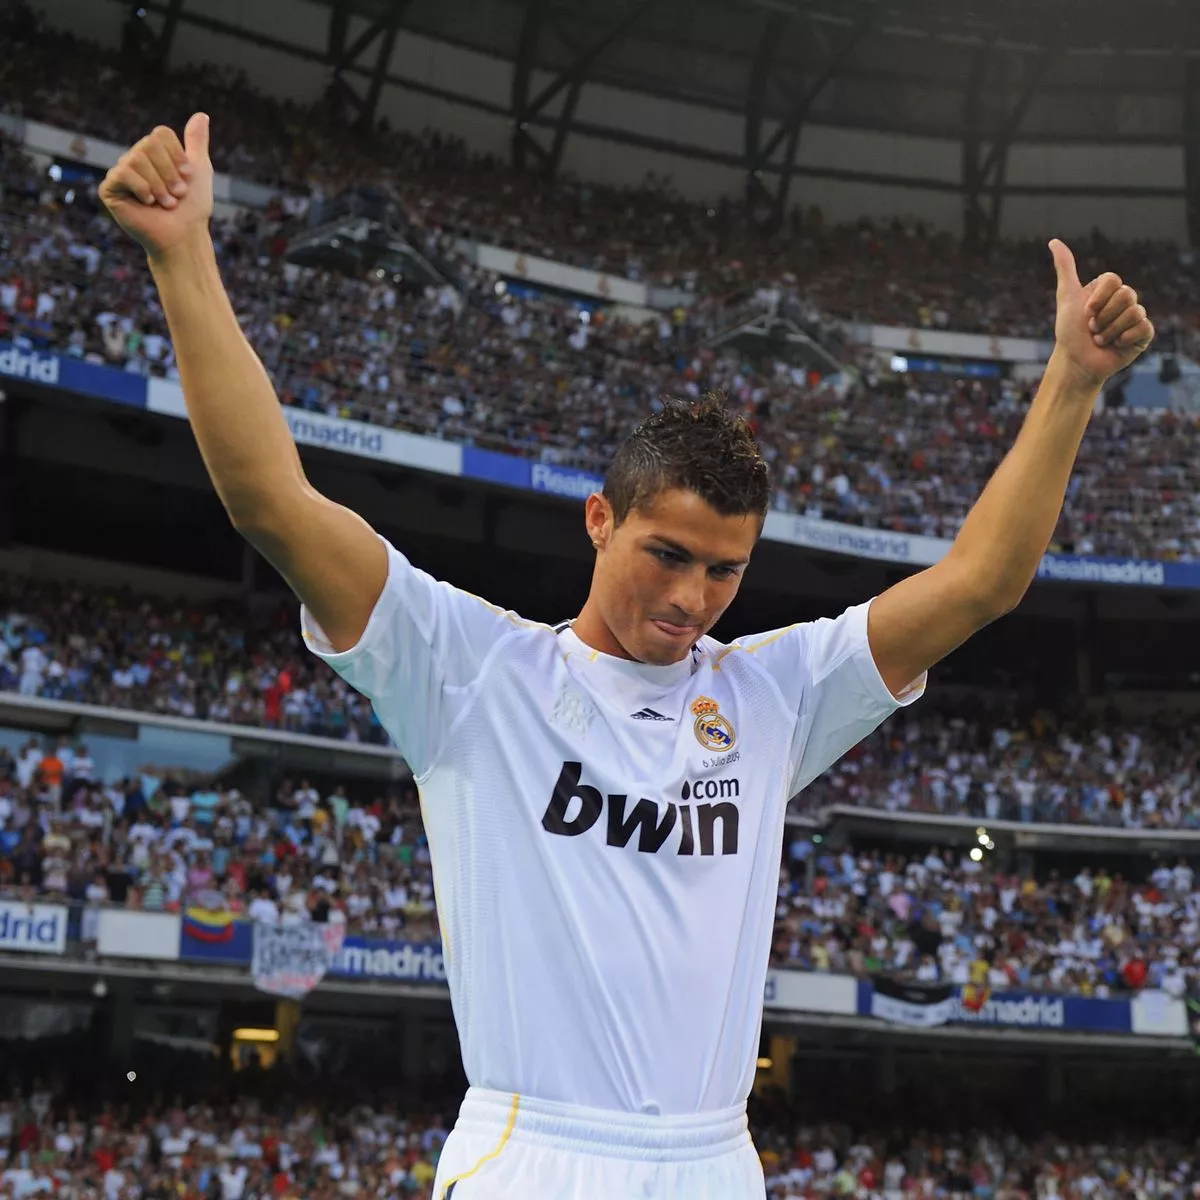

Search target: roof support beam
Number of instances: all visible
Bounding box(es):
[511,0,659,177]
[744,6,874,232]
[510,0,549,171]
[326,0,410,133]
[962,41,1057,256]
[120,0,187,71]
[744,12,787,215]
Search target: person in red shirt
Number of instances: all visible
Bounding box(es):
[1122,955,1148,990]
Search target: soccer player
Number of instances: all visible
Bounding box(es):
[100,115,1154,1199]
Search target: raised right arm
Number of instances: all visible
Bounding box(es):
[100,113,385,652]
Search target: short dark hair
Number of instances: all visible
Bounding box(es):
[603,392,770,526]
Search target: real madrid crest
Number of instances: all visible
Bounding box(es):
[691,695,736,752]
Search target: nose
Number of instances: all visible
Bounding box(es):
[665,569,708,622]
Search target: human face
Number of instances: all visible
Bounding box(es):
[576,487,759,665]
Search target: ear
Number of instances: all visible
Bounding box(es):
[584,492,613,550]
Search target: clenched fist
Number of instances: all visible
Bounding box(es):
[99,112,213,259]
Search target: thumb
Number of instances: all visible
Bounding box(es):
[1048,238,1080,298]
[184,112,210,163]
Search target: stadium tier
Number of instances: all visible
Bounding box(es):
[1,66,1200,561]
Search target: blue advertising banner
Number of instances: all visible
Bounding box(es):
[0,899,67,955]
[1035,554,1170,588]
[328,938,445,984]
[856,980,1133,1034]
[461,445,531,490]
[529,461,604,500]
[0,343,147,408]
[179,909,253,964]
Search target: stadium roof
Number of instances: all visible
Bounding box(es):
[123,0,1200,242]
[312,0,1199,140]
[137,0,1200,145]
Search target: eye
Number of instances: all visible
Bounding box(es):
[710,566,738,582]
[651,548,686,566]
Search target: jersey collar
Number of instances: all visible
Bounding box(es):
[556,625,698,686]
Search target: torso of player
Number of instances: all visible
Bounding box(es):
[418,625,796,1117]
[303,542,915,1117]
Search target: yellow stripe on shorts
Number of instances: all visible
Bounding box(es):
[441,1094,521,1199]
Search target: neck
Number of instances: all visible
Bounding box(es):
[569,600,637,661]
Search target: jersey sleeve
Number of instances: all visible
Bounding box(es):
[299,537,519,776]
[735,598,925,796]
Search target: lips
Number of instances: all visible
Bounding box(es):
[651,619,697,638]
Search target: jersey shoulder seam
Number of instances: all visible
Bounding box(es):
[413,620,558,785]
[703,633,801,732]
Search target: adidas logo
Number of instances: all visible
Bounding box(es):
[630,707,673,722]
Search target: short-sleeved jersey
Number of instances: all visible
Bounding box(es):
[302,539,923,1116]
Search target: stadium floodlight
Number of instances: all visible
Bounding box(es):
[233,1027,280,1043]
[970,848,983,862]
[977,831,988,844]
[756,1057,772,1070]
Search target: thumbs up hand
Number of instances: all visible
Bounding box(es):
[1048,238,1155,391]
[99,112,213,261]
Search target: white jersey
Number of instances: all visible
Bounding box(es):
[302,539,922,1117]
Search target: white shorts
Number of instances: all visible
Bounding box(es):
[432,1087,766,1200]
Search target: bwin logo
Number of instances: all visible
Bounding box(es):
[542,762,739,856]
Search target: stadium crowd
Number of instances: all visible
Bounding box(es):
[5,572,1200,829]
[799,701,1200,830]
[3,130,1199,557]
[0,1092,451,1199]
[3,712,1199,1000]
[2,2,1198,338]
[0,1079,1196,1200]
[1,14,1200,557]
[0,572,385,743]
[0,734,438,942]
[774,842,1198,998]
[756,1125,1200,1200]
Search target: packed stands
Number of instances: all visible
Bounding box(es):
[0,1049,1196,1200]
[0,1038,456,1200]
[3,126,1200,559]
[4,576,1200,831]
[3,704,1198,1000]
[755,1125,1200,1200]
[775,842,1195,997]
[0,736,437,941]
[1,11,1200,558]
[0,572,385,742]
[797,701,1200,829]
[2,4,1198,341]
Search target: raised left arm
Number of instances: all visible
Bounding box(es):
[868,238,1155,697]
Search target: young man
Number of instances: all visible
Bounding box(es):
[100,115,1153,1199]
